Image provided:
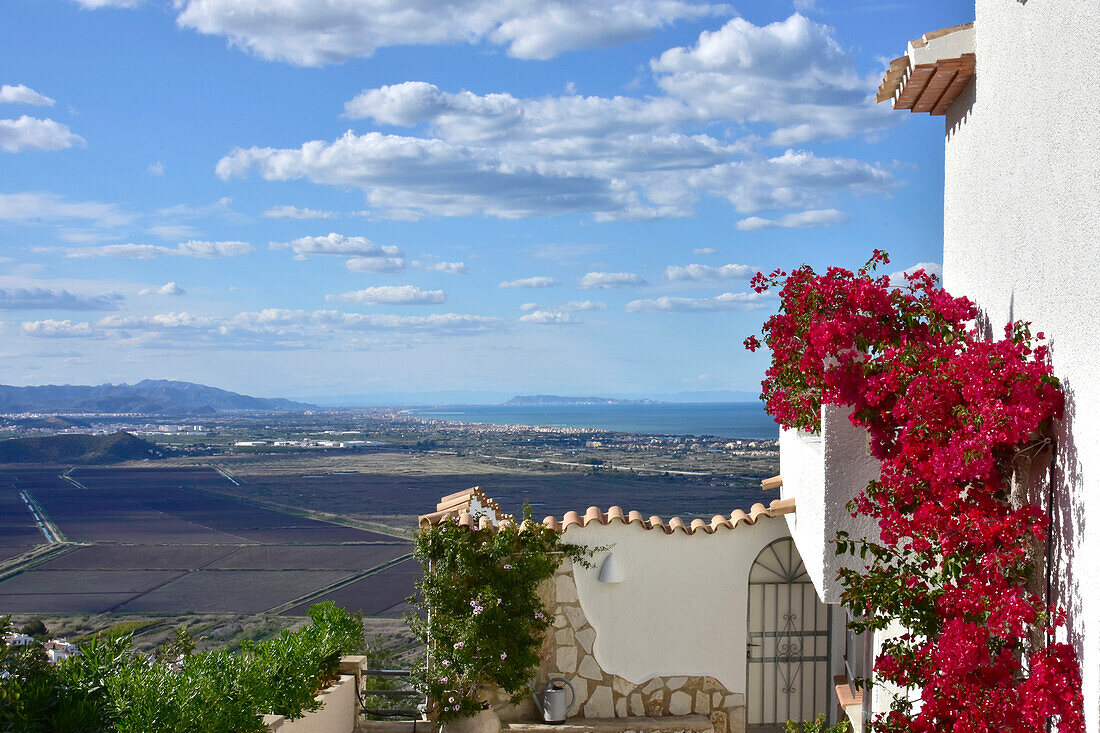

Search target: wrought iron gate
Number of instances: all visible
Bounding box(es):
[746,538,831,732]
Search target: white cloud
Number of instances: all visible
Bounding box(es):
[174,0,729,66]
[68,308,503,348]
[344,256,406,274]
[0,116,85,153]
[147,223,199,239]
[520,300,605,312]
[326,285,446,305]
[889,262,942,283]
[413,260,469,274]
[218,131,631,221]
[692,247,716,255]
[154,196,243,221]
[0,288,122,311]
[651,14,894,144]
[0,85,55,106]
[344,81,698,143]
[735,207,849,230]
[138,282,186,296]
[22,319,100,338]
[626,291,772,312]
[263,204,337,219]
[215,15,899,221]
[271,232,402,258]
[519,310,578,325]
[664,263,752,281]
[148,160,165,176]
[221,102,893,222]
[500,276,557,289]
[692,153,892,214]
[579,272,646,289]
[0,191,132,227]
[562,300,606,311]
[57,240,253,259]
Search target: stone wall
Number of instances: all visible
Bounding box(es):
[512,559,745,733]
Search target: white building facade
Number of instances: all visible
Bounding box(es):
[780,2,1099,729]
[939,3,1099,729]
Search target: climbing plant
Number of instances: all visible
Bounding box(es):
[409,505,595,724]
[745,251,1083,732]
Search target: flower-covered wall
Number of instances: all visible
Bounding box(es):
[941,1,1100,727]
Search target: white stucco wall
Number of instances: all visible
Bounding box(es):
[562,516,791,693]
[780,405,881,604]
[941,2,1100,729]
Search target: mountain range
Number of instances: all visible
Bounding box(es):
[0,380,312,416]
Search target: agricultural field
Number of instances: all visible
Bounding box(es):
[0,446,773,652]
[178,449,775,531]
[0,466,416,619]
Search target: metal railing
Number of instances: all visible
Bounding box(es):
[358,669,426,719]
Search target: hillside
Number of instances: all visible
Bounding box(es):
[0,431,166,464]
[0,380,312,415]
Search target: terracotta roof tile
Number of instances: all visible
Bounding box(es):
[876,22,975,116]
[418,487,796,535]
[761,474,783,491]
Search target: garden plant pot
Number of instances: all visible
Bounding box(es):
[441,708,501,733]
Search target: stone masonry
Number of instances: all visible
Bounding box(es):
[516,559,746,733]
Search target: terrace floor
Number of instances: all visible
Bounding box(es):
[357,715,715,732]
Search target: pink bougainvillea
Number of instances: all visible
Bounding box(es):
[746,251,1083,732]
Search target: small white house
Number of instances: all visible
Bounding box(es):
[43,639,79,664]
[3,632,33,647]
[422,487,856,732]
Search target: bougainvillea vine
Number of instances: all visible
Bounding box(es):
[745,251,1083,732]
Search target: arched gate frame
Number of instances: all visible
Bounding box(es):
[745,537,832,731]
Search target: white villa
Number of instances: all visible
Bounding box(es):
[410,2,1100,733]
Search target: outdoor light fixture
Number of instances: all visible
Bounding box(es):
[597,553,623,583]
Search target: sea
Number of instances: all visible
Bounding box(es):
[407,402,777,440]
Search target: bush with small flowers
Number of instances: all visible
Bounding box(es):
[408,504,596,724]
[746,251,1083,732]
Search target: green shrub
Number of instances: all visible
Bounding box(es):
[783,714,850,733]
[0,603,364,733]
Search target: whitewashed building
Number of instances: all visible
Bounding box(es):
[778,2,1099,730]
[422,488,855,733]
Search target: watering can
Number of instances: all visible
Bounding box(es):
[532,677,575,724]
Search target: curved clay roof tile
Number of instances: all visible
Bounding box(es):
[561,511,582,529]
[421,491,796,537]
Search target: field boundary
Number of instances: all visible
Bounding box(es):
[266,552,413,615]
[59,469,88,490]
[22,490,68,543]
[195,470,414,541]
[0,543,77,584]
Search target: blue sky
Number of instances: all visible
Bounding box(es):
[0,0,971,403]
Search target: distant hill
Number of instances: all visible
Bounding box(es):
[0,380,313,415]
[504,395,658,406]
[0,431,166,464]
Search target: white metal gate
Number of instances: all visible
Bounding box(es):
[746,538,831,732]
